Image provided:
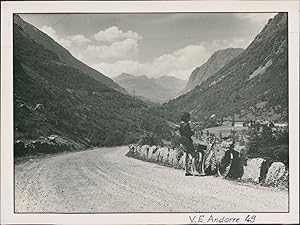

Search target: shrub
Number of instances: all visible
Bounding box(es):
[123,133,138,145]
[170,135,181,149]
[246,126,289,165]
[14,141,27,157]
[103,130,125,147]
[272,145,288,165]
[138,132,162,146]
[14,140,73,158]
[139,114,172,140]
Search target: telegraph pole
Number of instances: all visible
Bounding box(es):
[133,89,136,100]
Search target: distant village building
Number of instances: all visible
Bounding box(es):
[222,119,244,127]
[234,121,244,127]
[274,123,288,128]
[222,120,232,126]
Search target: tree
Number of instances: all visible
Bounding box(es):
[103,130,125,147]
[246,126,289,165]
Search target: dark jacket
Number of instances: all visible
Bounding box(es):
[179,122,194,139]
[179,122,195,153]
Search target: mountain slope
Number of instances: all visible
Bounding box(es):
[163,13,288,123]
[13,20,171,150]
[180,48,244,95]
[153,76,187,92]
[114,73,187,103]
[15,15,125,93]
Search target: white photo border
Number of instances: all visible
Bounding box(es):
[1,1,299,224]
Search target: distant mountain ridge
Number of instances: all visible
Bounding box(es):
[163,13,288,123]
[114,73,187,103]
[152,76,187,91]
[180,48,244,95]
[15,15,125,93]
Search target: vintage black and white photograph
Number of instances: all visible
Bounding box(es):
[12,11,290,213]
[1,1,299,224]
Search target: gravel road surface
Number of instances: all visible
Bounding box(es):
[15,146,288,213]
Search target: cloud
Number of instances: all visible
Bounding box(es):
[41,25,141,63]
[83,27,142,61]
[41,25,59,41]
[91,38,248,80]
[149,38,251,78]
[93,26,142,43]
[91,44,209,79]
[40,25,248,80]
[149,44,209,78]
[234,13,276,26]
[204,39,250,51]
[68,34,91,45]
[92,60,148,78]
[41,26,90,49]
[85,38,139,60]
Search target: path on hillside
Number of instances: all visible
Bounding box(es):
[15,146,288,213]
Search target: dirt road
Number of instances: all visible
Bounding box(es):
[15,146,288,213]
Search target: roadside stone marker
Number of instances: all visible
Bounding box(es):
[241,158,266,183]
[141,145,150,159]
[160,147,169,164]
[147,146,157,160]
[153,147,164,162]
[265,162,286,185]
[168,149,182,167]
[178,154,185,169]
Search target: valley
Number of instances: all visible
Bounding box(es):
[163,13,288,124]
[13,13,288,161]
[10,11,291,216]
[114,73,187,103]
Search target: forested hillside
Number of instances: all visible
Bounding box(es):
[163,13,288,123]
[14,15,125,93]
[14,19,171,152]
[180,48,244,95]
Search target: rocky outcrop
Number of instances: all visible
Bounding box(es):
[180,48,244,95]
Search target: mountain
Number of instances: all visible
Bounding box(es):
[180,48,244,95]
[13,16,171,151]
[15,15,125,93]
[152,76,187,91]
[163,13,288,123]
[114,73,187,103]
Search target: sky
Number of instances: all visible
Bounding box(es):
[20,13,276,80]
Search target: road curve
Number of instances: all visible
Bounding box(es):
[15,146,288,213]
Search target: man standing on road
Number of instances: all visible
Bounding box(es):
[179,112,200,176]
